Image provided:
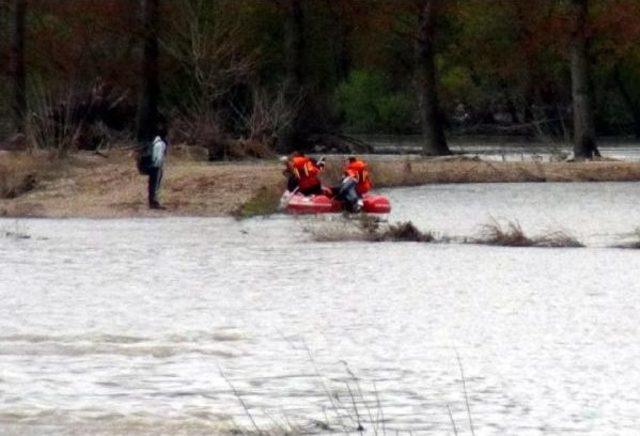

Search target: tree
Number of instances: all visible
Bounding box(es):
[277,0,306,152]
[415,0,449,155]
[163,0,257,112]
[136,0,160,143]
[323,0,362,82]
[570,0,599,159]
[10,0,26,133]
[591,0,640,138]
[612,63,640,139]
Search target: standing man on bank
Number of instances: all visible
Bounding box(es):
[147,121,167,209]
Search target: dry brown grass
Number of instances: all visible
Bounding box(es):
[473,219,584,248]
[314,155,640,190]
[0,151,62,199]
[534,230,585,248]
[231,182,284,218]
[0,149,285,218]
[475,220,533,247]
[312,217,584,248]
[370,157,640,187]
[313,217,434,243]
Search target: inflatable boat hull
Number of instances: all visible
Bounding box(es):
[284,193,391,214]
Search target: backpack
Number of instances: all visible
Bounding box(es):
[136,143,153,175]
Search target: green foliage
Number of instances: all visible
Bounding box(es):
[375,94,414,133]
[335,70,384,132]
[439,65,480,109]
[335,70,414,133]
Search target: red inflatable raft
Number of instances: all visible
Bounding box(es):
[283,192,391,214]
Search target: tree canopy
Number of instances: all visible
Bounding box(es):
[1,0,640,152]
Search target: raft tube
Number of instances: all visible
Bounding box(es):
[283,192,391,214]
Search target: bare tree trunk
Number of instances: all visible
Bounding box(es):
[330,3,352,83]
[415,0,450,156]
[336,24,351,82]
[570,0,599,159]
[278,0,305,152]
[10,0,26,134]
[136,0,160,143]
[285,0,304,92]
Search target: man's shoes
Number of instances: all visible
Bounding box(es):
[351,199,363,213]
[149,202,166,210]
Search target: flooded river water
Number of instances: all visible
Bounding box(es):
[2,182,640,435]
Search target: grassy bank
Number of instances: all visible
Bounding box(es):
[0,149,284,218]
[2,149,640,218]
[370,157,640,186]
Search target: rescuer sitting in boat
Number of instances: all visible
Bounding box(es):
[283,151,324,196]
[280,155,298,192]
[334,156,372,213]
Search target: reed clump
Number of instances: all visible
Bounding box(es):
[313,216,434,243]
[223,352,475,435]
[375,220,434,242]
[613,228,640,249]
[534,230,585,248]
[473,219,584,248]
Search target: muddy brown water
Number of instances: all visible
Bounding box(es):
[1,182,640,434]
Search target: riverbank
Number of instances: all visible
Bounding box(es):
[2,149,640,218]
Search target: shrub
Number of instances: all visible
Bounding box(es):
[335,70,414,134]
[375,93,414,133]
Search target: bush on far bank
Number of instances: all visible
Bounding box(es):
[334,70,415,134]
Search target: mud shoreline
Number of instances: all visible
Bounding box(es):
[2,149,640,219]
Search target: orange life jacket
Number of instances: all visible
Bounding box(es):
[291,156,321,190]
[345,160,372,195]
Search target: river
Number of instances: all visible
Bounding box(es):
[1,182,640,435]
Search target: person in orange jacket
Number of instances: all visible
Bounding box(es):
[345,156,372,196]
[285,152,324,196]
[335,156,372,212]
